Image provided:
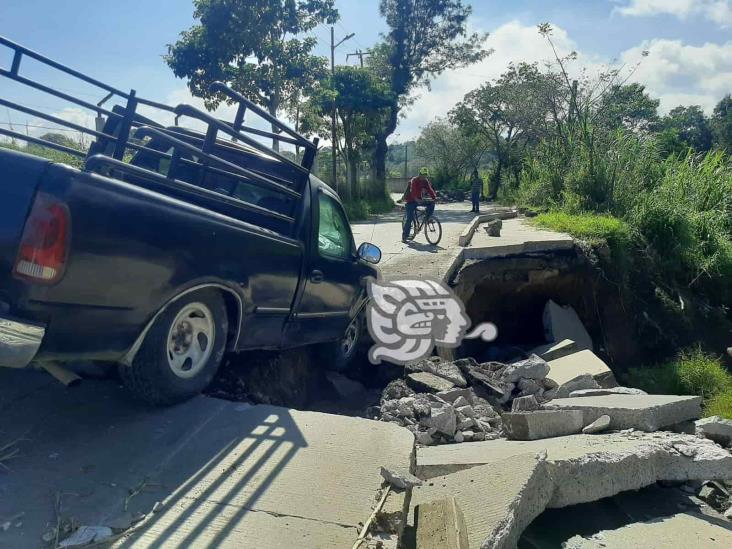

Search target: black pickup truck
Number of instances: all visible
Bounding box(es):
[0,36,382,404]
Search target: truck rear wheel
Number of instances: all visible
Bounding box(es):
[120,290,228,405]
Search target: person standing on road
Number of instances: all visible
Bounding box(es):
[402,167,437,243]
[470,168,482,213]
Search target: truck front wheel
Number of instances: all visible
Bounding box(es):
[316,312,364,371]
[120,290,228,405]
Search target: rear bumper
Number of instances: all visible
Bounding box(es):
[0,315,45,368]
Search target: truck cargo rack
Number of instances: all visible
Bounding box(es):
[0,35,320,232]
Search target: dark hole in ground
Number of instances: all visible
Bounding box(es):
[518,483,723,548]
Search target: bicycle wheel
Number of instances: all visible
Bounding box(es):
[424,215,442,245]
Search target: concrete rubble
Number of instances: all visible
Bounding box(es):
[503,410,584,440]
[546,349,618,388]
[530,338,577,361]
[582,414,611,434]
[414,497,470,549]
[696,416,732,447]
[544,394,703,432]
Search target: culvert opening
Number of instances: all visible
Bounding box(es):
[453,252,605,362]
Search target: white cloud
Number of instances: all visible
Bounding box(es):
[394,21,732,139]
[621,38,732,112]
[614,0,732,26]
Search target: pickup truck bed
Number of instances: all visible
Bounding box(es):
[0,35,382,404]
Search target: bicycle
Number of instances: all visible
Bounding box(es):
[402,200,443,245]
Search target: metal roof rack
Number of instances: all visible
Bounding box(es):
[0,34,320,230]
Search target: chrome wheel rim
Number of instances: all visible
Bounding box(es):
[341,317,359,357]
[166,302,215,379]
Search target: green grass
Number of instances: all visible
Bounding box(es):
[1,140,84,168]
[531,211,632,266]
[704,390,732,419]
[343,195,395,221]
[626,348,732,418]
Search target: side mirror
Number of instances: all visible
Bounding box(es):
[357,242,382,264]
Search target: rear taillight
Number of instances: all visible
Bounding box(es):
[13,192,70,284]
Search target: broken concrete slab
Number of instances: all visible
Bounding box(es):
[555,374,600,399]
[543,300,593,352]
[531,339,577,361]
[416,431,732,509]
[503,410,584,441]
[569,387,648,398]
[544,394,702,432]
[484,219,502,237]
[408,371,457,393]
[410,358,467,387]
[546,350,618,388]
[512,395,541,412]
[381,467,423,490]
[415,497,469,549]
[502,354,550,383]
[582,414,611,434]
[409,454,554,549]
[564,512,732,548]
[695,416,732,447]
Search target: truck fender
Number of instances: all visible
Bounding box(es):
[120,283,244,366]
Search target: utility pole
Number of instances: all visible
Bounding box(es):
[346,49,371,68]
[330,27,355,196]
[404,142,408,182]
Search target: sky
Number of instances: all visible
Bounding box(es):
[0,0,730,144]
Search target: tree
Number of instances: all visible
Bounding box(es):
[596,83,659,133]
[165,0,338,151]
[661,105,713,153]
[370,0,489,190]
[711,94,732,153]
[309,67,393,199]
[450,63,550,197]
[39,132,81,150]
[416,118,487,188]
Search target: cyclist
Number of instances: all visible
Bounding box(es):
[402,167,437,243]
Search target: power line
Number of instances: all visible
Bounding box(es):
[0,121,89,133]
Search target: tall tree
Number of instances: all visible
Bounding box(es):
[165,0,338,151]
[661,105,713,153]
[416,118,487,188]
[711,94,732,153]
[450,63,550,197]
[309,67,393,198]
[596,83,659,133]
[370,0,489,192]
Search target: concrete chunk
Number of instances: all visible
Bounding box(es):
[555,374,600,399]
[695,416,732,447]
[546,350,617,388]
[543,300,593,352]
[531,339,577,361]
[544,394,702,432]
[415,497,469,549]
[582,414,611,434]
[409,455,554,549]
[502,354,550,383]
[564,512,732,548]
[512,395,540,412]
[503,410,584,440]
[416,432,732,509]
[408,372,457,393]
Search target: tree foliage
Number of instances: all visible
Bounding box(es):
[165,0,338,150]
[661,105,713,153]
[711,94,732,153]
[370,0,489,187]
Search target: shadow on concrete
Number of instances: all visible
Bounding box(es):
[0,368,307,548]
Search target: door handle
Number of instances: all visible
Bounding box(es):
[310,269,324,283]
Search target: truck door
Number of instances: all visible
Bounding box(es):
[290,187,361,345]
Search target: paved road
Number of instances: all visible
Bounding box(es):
[350,198,475,281]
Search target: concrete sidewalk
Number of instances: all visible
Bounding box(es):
[0,369,413,548]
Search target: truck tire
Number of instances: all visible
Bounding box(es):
[316,312,364,372]
[119,290,228,405]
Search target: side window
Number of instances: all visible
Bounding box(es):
[317,194,352,259]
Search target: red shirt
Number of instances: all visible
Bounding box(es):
[404,176,437,203]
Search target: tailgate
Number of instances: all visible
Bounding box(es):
[0,148,50,296]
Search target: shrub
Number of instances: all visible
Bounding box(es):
[626,348,732,414]
[704,390,732,419]
[343,195,395,221]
